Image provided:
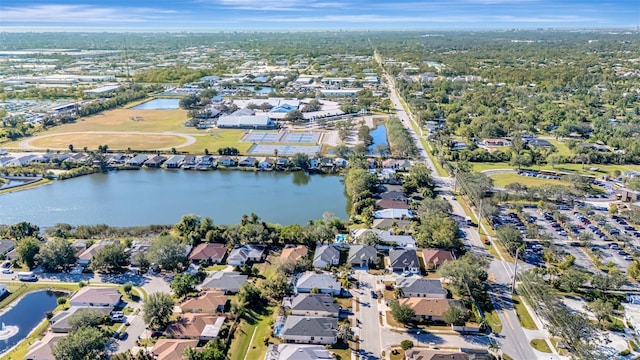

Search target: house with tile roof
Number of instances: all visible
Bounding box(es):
[164,314,226,340]
[180,291,229,314]
[188,243,227,264]
[151,339,199,360]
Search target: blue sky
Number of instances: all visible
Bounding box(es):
[0,0,637,31]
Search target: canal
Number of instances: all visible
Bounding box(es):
[0,290,62,355]
[0,169,348,227]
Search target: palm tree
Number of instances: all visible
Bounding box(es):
[274,148,279,169]
[393,286,404,299]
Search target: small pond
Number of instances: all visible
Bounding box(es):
[132,98,181,110]
[237,86,273,94]
[368,125,389,154]
[0,290,62,355]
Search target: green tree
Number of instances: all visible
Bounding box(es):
[142,292,174,330]
[259,270,291,301]
[389,301,415,325]
[16,236,40,269]
[437,253,489,300]
[400,340,414,350]
[586,298,614,326]
[149,235,187,272]
[89,243,129,273]
[557,268,588,292]
[123,282,133,295]
[628,260,640,280]
[170,273,197,298]
[443,306,469,326]
[52,326,109,360]
[37,238,77,272]
[292,153,310,170]
[496,225,524,256]
[7,221,40,240]
[68,309,106,332]
[285,110,305,123]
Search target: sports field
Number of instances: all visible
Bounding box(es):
[27,133,189,151]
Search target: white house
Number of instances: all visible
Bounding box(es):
[313,245,340,269]
[227,245,266,266]
[295,273,341,295]
[69,287,121,307]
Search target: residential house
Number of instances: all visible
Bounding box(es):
[25,333,67,360]
[49,306,112,333]
[313,245,340,269]
[405,348,491,360]
[200,271,248,294]
[389,249,420,273]
[144,155,166,168]
[284,293,340,318]
[281,245,308,263]
[0,239,16,258]
[452,142,468,151]
[180,291,228,314]
[164,314,226,341]
[217,156,237,167]
[267,344,333,360]
[373,208,414,219]
[107,154,128,165]
[77,240,115,266]
[334,158,348,167]
[164,155,185,168]
[151,339,199,360]
[351,229,416,248]
[307,158,320,169]
[375,199,411,210]
[395,278,447,299]
[422,249,454,270]
[126,154,148,166]
[347,244,377,267]
[295,272,341,295]
[188,243,227,264]
[377,191,409,201]
[483,138,511,147]
[226,245,266,266]
[197,156,215,170]
[69,287,121,307]
[372,219,412,233]
[127,240,151,266]
[182,155,198,169]
[276,157,289,167]
[526,138,552,148]
[381,159,411,170]
[259,157,275,169]
[238,156,257,167]
[280,316,338,345]
[399,298,462,322]
[319,158,334,169]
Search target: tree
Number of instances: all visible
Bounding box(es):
[52,326,109,360]
[68,309,105,332]
[393,286,404,299]
[389,301,415,325]
[401,340,414,350]
[89,243,129,273]
[438,253,488,300]
[496,225,524,256]
[123,282,133,295]
[586,298,614,326]
[142,292,174,330]
[16,237,40,269]
[149,235,187,272]
[170,273,197,298]
[359,231,382,246]
[7,221,40,240]
[285,110,304,123]
[628,259,640,280]
[37,238,77,272]
[68,144,74,152]
[259,270,291,301]
[557,268,588,292]
[443,306,469,326]
[134,252,151,273]
[291,153,310,170]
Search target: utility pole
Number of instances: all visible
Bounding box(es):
[512,247,520,294]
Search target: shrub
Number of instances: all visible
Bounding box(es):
[619,349,630,356]
[401,340,414,350]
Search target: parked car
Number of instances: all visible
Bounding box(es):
[2,269,13,274]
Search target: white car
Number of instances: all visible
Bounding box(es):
[2,269,13,274]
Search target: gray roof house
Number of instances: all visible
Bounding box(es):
[267,344,333,360]
[126,154,148,166]
[280,316,338,345]
[351,229,416,248]
[226,245,266,266]
[69,287,122,307]
[313,245,340,269]
[0,239,16,257]
[389,249,420,274]
[25,333,66,360]
[201,271,248,294]
[49,306,112,333]
[395,278,447,299]
[347,245,377,267]
[284,293,340,318]
[295,273,341,296]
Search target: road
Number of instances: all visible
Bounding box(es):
[376,54,556,360]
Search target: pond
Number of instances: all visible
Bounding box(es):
[0,290,62,355]
[0,169,348,227]
[131,98,181,110]
[237,86,273,94]
[368,125,389,154]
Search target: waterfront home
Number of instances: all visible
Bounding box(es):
[422,249,455,270]
[226,244,265,266]
[352,229,415,248]
[281,245,308,263]
[107,154,128,165]
[347,244,377,267]
[283,293,340,318]
[295,272,341,295]
[127,240,151,266]
[373,208,414,219]
[375,199,411,210]
[238,156,257,167]
[389,249,420,273]
[25,333,66,360]
[196,156,215,170]
[334,158,348,167]
[313,245,340,269]
[267,344,333,360]
[307,158,320,169]
[70,286,121,307]
[376,190,409,202]
[276,157,289,167]
[126,154,148,166]
[180,291,228,314]
[217,156,237,167]
[399,298,463,323]
[395,278,447,299]
[164,314,226,340]
[280,316,338,345]
[188,243,227,264]
[200,271,248,294]
[182,155,198,169]
[382,159,411,170]
[152,339,199,360]
[259,157,275,169]
[50,306,112,333]
[0,239,16,257]
[77,240,116,266]
[319,158,334,169]
[164,155,185,168]
[144,155,167,168]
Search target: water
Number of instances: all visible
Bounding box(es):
[237,86,273,95]
[368,125,389,154]
[0,290,61,354]
[131,98,180,110]
[0,170,347,227]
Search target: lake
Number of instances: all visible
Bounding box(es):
[0,170,348,227]
[368,125,388,154]
[131,98,180,110]
[0,290,61,355]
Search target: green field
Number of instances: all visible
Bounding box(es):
[512,295,537,330]
[547,139,573,157]
[474,161,640,177]
[229,307,275,360]
[489,173,568,188]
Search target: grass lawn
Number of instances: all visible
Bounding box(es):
[473,160,640,177]
[178,130,252,154]
[385,311,405,328]
[335,297,352,310]
[511,295,537,330]
[50,108,195,134]
[203,264,228,271]
[483,303,503,334]
[489,173,567,188]
[229,307,275,360]
[28,133,188,151]
[471,162,512,172]
[530,339,552,353]
[547,139,573,157]
[389,348,405,360]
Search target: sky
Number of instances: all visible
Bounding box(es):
[0,0,638,31]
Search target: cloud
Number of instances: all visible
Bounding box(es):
[206,0,346,11]
[0,4,175,23]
